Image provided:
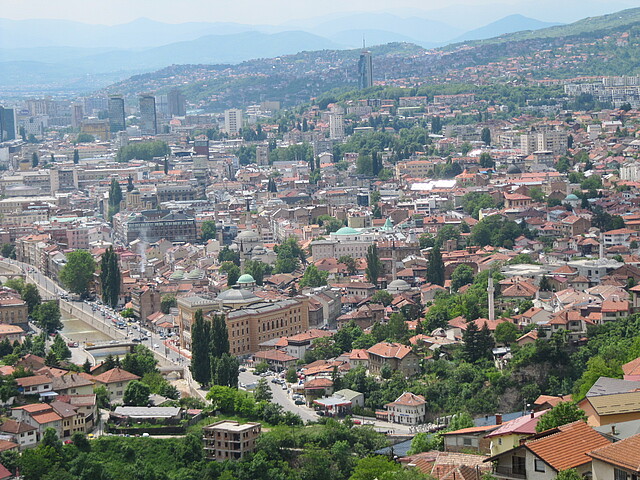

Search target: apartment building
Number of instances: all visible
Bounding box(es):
[203,421,261,461]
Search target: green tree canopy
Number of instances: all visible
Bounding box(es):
[60,250,96,296]
[299,264,328,288]
[535,402,587,432]
[123,380,150,406]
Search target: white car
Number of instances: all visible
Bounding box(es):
[153,343,159,349]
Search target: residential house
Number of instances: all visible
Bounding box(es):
[589,433,640,480]
[51,374,95,396]
[367,342,421,378]
[487,421,611,480]
[485,411,547,456]
[622,357,640,381]
[16,375,53,397]
[579,390,640,427]
[442,424,500,454]
[93,367,140,402]
[379,392,426,425]
[0,419,37,449]
[202,421,261,461]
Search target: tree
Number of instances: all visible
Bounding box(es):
[107,178,123,220]
[285,367,298,383]
[45,350,59,367]
[451,264,474,291]
[60,250,96,296]
[299,264,328,288]
[426,245,444,286]
[431,116,442,134]
[190,309,211,385]
[350,456,403,480]
[126,174,134,192]
[243,260,272,286]
[365,244,382,285]
[94,385,110,409]
[218,246,240,266]
[4,278,24,294]
[211,313,230,359]
[481,127,491,145]
[31,152,39,168]
[338,255,358,276]
[211,353,239,388]
[99,246,120,308]
[253,378,272,402]
[535,402,587,432]
[161,295,177,314]
[539,275,551,292]
[33,301,62,334]
[201,220,217,242]
[73,149,79,164]
[220,261,240,286]
[370,290,393,306]
[123,380,150,406]
[22,284,41,314]
[479,152,494,169]
[556,469,583,480]
[51,335,71,361]
[494,321,519,346]
[0,244,15,259]
[274,237,305,274]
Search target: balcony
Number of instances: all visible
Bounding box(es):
[494,466,527,479]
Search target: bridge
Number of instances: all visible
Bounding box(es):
[84,341,139,353]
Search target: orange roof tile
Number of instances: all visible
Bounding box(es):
[588,432,640,472]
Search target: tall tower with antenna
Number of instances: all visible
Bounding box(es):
[358,38,373,89]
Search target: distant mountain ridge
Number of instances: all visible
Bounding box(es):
[451,14,561,43]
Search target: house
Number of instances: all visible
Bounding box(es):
[252,349,297,371]
[486,421,611,480]
[532,395,572,412]
[202,421,261,461]
[303,378,334,404]
[578,390,640,427]
[442,424,500,454]
[485,411,547,455]
[0,325,23,344]
[51,374,95,396]
[589,432,640,480]
[93,367,140,402]
[11,403,62,440]
[0,419,37,449]
[402,451,491,480]
[367,342,421,378]
[15,375,53,396]
[378,392,426,425]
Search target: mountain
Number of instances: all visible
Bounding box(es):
[300,12,463,46]
[452,14,561,43]
[330,29,427,49]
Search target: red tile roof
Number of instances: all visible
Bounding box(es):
[588,432,640,472]
[93,367,140,384]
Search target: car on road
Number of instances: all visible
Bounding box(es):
[153,344,159,349]
[67,342,78,348]
[132,338,142,343]
[294,399,305,405]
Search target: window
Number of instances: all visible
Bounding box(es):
[463,438,473,447]
[615,469,628,480]
[534,459,546,473]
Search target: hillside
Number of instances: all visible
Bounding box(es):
[103,7,640,110]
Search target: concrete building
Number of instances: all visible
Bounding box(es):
[329,109,345,140]
[113,210,197,244]
[0,106,16,142]
[167,88,186,117]
[310,226,376,261]
[203,421,261,461]
[224,109,243,136]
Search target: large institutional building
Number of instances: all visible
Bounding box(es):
[177,282,309,356]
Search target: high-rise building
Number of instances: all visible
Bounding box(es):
[71,103,84,129]
[139,95,157,135]
[358,49,373,89]
[0,106,16,142]
[168,88,186,117]
[329,106,345,140]
[108,95,126,133]
[224,108,243,136]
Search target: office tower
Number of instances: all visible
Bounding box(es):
[108,95,126,133]
[0,106,16,142]
[139,95,158,135]
[256,146,269,166]
[168,88,186,117]
[358,49,373,89]
[71,103,84,129]
[155,94,169,118]
[224,108,243,136]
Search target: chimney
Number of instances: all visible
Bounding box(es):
[530,411,535,419]
[495,413,502,425]
[611,425,618,436]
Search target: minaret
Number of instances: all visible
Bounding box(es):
[391,238,397,281]
[488,276,495,322]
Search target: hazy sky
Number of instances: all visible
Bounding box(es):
[0,0,637,25]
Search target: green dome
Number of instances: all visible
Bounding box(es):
[565,194,579,201]
[237,274,256,284]
[334,226,359,235]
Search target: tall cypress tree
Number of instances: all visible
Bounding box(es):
[73,149,79,164]
[100,249,110,306]
[211,314,230,359]
[191,309,211,385]
[106,249,121,307]
[365,244,382,285]
[108,179,123,220]
[426,245,445,286]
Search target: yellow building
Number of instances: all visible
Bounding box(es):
[485,411,547,456]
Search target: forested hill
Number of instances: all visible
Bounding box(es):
[103,7,640,111]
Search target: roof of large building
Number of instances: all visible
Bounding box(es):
[93,367,140,385]
[582,391,640,416]
[334,226,359,235]
[216,286,260,305]
[589,433,640,472]
[367,342,413,359]
[237,274,256,285]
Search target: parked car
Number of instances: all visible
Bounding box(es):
[294,399,305,405]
